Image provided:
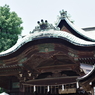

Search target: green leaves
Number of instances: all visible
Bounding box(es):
[0,4,23,52]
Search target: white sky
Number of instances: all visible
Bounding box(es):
[0,0,95,35]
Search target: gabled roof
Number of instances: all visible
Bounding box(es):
[57,10,95,41]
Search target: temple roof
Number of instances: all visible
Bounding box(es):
[1,30,95,57]
[57,10,95,41]
[0,11,95,57]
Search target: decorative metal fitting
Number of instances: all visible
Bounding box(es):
[59,9,67,18]
[59,9,74,23]
[37,19,48,30]
[30,19,59,33]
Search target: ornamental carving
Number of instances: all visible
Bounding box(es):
[31,20,59,33]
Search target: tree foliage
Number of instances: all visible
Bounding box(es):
[0,4,23,52]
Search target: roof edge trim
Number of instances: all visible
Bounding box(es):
[65,18,95,41]
[0,30,95,57]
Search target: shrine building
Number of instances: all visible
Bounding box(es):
[0,10,95,95]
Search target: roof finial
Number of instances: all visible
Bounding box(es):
[37,19,48,30]
[58,10,74,23]
[60,9,67,18]
[31,20,59,33]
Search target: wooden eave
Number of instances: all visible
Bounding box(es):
[0,38,95,60]
[77,66,95,91]
[57,18,94,42]
[0,40,94,77]
[77,66,95,82]
[0,42,83,81]
[0,33,95,84]
[23,76,78,86]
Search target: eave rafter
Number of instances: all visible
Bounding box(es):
[0,66,22,76]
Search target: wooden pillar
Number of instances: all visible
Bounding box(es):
[8,77,11,94]
[19,83,25,95]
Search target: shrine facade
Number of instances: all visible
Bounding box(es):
[0,10,95,95]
